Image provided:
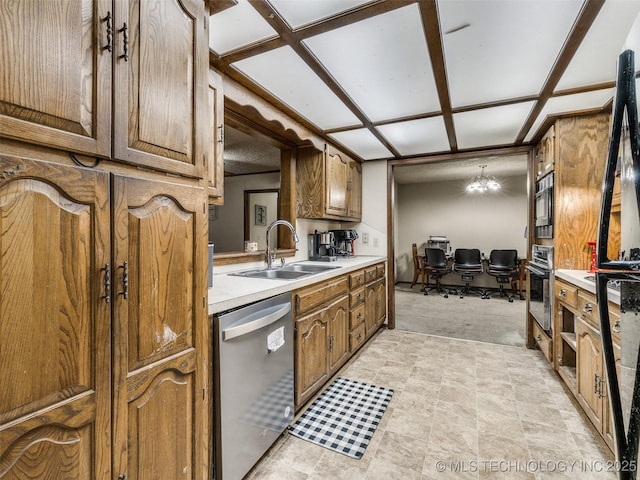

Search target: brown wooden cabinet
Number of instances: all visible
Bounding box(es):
[364,264,386,338]
[0,156,210,479]
[111,175,209,480]
[535,124,555,180]
[296,144,362,221]
[293,262,386,409]
[576,317,605,433]
[0,155,112,479]
[294,276,350,408]
[553,274,621,453]
[0,0,209,179]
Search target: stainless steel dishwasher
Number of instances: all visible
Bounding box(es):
[213,293,294,480]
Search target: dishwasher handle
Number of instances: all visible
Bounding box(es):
[222,302,291,341]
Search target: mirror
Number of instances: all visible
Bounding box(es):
[209,124,296,264]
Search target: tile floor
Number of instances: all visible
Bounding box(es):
[246,329,617,480]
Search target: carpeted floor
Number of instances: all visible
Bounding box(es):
[394,282,527,347]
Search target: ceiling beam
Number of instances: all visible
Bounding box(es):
[418,0,457,152]
[515,0,605,143]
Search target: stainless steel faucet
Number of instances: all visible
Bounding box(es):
[265,220,299,269]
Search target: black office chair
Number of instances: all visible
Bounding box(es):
[423,248,451,298]
[452,248,487,299]
[486,249,522,302]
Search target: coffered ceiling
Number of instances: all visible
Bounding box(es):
[209,0,640,165]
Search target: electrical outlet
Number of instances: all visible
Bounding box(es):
[362,232,369,244]
[373,237,379,247]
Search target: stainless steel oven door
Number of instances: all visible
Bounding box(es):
[527,264,552,331]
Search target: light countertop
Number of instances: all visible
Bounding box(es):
[208,255,386,315]
[555,269,621,305]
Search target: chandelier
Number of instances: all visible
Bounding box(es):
[466,164,500,192]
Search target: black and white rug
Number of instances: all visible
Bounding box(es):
[288,377,394,459]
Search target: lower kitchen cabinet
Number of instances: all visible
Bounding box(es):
[295,295,349,408]
[553,273,621,453]
[293,261,387,410]
[0,155,210,479]
[576,317,605,433]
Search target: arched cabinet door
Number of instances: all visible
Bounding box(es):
[0,155,111,479]
[111,174,208,480]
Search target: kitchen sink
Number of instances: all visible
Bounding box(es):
[281,264,340,273]
[229,263,341,280]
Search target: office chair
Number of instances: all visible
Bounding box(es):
[410,243,427,290]
[423,248,451,298]
[452,248,487,299]
[486,249,522,302]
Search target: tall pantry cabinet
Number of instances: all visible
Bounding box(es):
[0,1,213,479]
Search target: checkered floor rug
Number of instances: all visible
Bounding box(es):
[288,377,394,459]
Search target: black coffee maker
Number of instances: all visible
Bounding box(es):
[308,230,337,261]
[329,229,359,257]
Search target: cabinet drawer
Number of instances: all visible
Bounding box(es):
[532,320,553,364]
[556,279,578,309]
[364,267,377,283]
[350,303,365,329]
[376,263,386,279]
[349,270,365,290]
[294,275,349,316]
[350,287,365,309]
[577,291,598,327]
[350,323,366,353]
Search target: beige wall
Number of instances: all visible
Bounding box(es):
[395,174,528,286]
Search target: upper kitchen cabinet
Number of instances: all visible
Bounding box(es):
[0,0,209,179]
[0,0,111,157]
[113,0,208,178]
[535,125,555,180]
[297,144,362,222]
[208,69,224,202]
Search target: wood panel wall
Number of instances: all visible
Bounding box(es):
[554,112,611,270]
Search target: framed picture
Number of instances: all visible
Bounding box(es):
[255,204,267,226]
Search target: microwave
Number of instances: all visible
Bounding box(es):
[535,173,553,237]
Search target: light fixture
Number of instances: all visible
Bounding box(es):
[466,164,501,192]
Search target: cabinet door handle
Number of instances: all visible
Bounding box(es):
[103,12,113,52]
[357,293,363,301]
[101,263,111,303]
[613,319,621,333]
[583,303,593,313]
[536,335,541,342]
[119,22,129,61]
[357,312,362,319]
[118,262,128,299]
[217,124,224,144]
[594,374,600,395]
[559,289,566,297]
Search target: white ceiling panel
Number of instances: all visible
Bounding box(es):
[393,154,528,185]
[378,117,449,156]
[556,1,640,92]
[209,0,277,55]
[454,102,535,150]
[303,3,440,121]
[439,0,582,107]
[328,129,392,160]
[232,46,362,130]
[269,0,375,29]
[525,89,615,142]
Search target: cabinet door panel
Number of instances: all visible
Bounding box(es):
[325,149,348,216]
[576,318,604,432]
[295,314,328,407]
[0,0,111,157]
[0,156,111,479]
[113,0,206,177]
[125,351,197,480]
[112,175,208,480]
[327,296,349,374]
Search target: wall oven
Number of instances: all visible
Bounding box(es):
[535,173,554,238]
[526,245,554,332]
